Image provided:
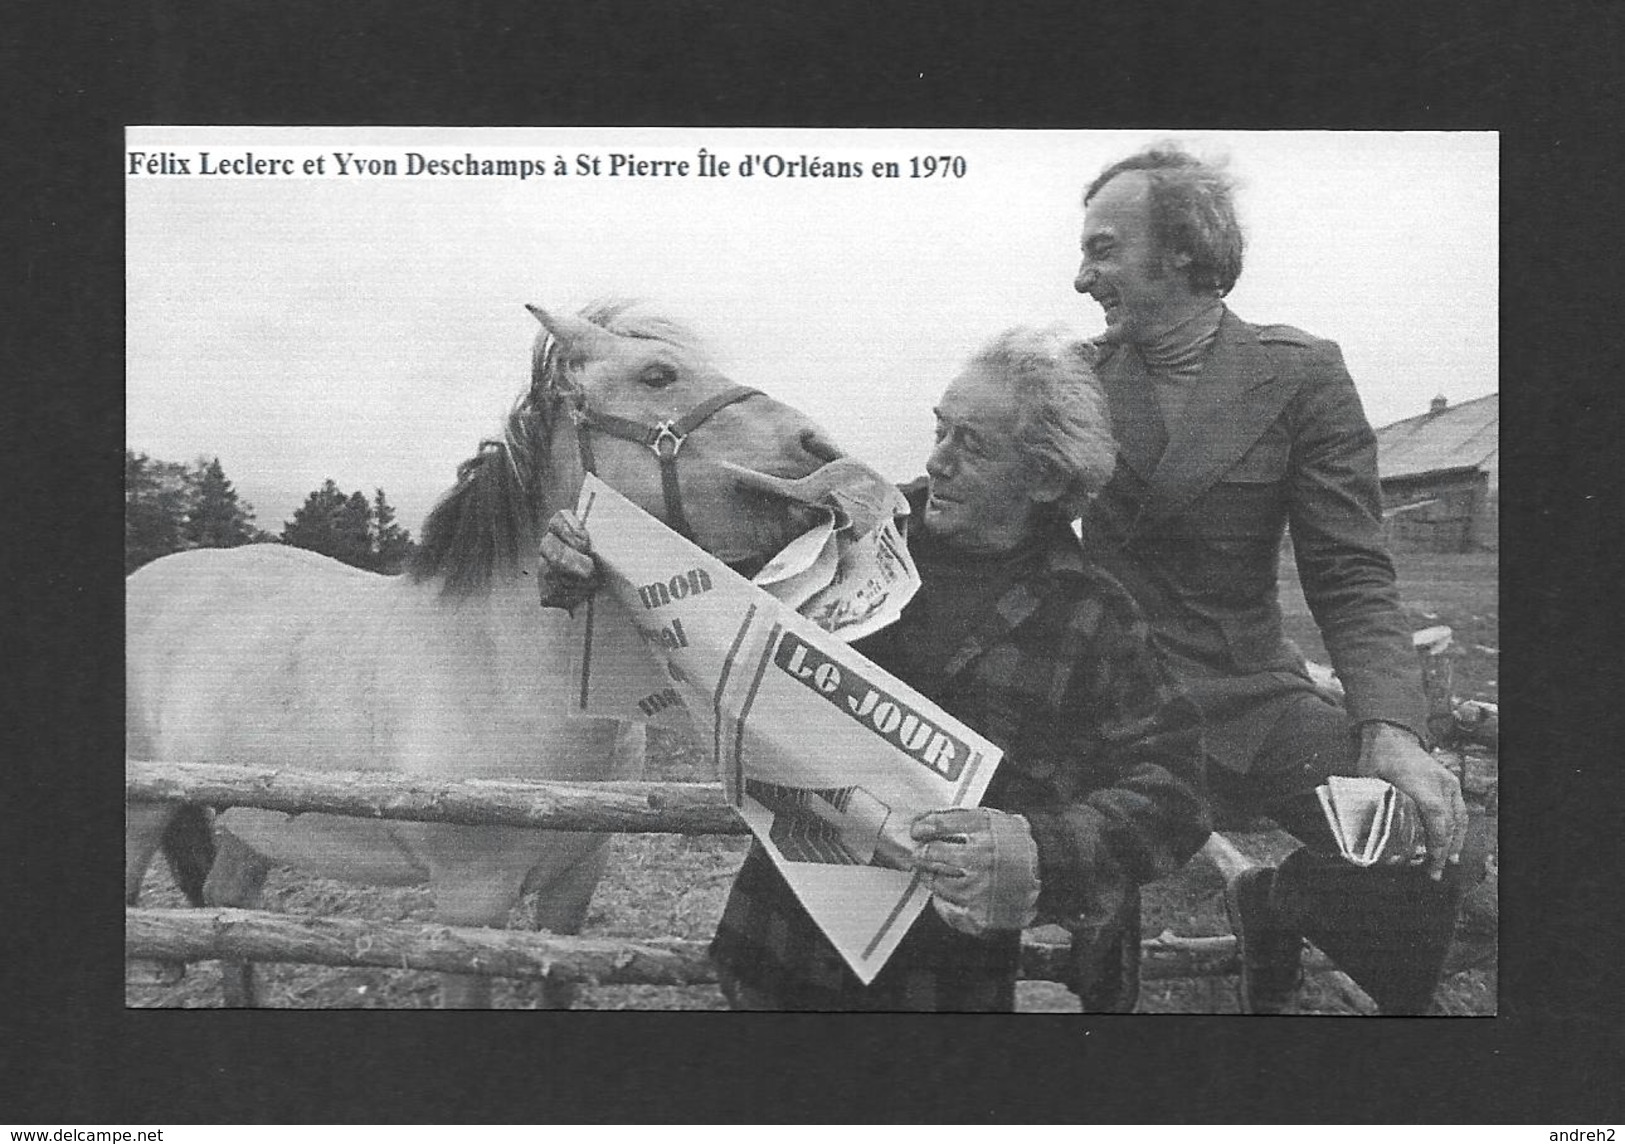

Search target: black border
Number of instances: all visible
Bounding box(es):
[12,0,1624,1125]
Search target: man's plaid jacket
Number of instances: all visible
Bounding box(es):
[710,484,1210,1007]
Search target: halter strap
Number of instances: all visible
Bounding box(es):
[571,384,762,540]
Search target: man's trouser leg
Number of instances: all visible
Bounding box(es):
[1065,875,1141,1013]
[715,919,1020,1012]
[1215,695,1488,1015]
[710,847,1020,1011]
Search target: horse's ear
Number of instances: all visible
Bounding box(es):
[526,304,621,359]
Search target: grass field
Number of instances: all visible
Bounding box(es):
[127,550,1498,1012]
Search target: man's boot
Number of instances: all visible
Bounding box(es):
[1225,865,1304,1014]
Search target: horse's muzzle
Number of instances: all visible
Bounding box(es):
[717,456,906,538]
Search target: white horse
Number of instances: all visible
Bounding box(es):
[126,300,845,1007]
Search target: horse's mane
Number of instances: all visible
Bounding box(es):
[408,300,703,598]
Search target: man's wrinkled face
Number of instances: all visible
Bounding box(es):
[1075,170,1197,344]
[923,366,1044,553]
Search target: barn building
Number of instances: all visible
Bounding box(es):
[1373,392,1499,553]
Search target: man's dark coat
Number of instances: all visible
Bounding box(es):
[1079,307,1428,772]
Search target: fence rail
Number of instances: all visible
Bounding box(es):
[127,759,747,834]
[127,907,1329,986]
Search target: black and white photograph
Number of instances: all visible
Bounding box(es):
[124,126,1499,1014]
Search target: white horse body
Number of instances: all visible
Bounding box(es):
[127,300,844,1007]
[127,544,640,924]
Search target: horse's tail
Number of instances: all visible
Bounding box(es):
[161,804,216,907]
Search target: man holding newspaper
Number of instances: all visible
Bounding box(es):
[541,325,1210,1011]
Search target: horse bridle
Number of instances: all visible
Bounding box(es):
[566,384,761,541]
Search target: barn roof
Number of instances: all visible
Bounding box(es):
[1374,392,1498,481]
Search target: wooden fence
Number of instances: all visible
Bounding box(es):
[125,759,1341,1001]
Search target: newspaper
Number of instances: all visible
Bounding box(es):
[1315,776,1426,867]
[565,474,1003,982]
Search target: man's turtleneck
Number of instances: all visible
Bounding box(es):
[1134,297,1225,433]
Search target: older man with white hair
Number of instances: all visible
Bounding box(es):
[542,324,1210,1011]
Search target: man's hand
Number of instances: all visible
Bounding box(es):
[536,510,601,610]
[1359,722,1468,880]
[911,807,1041,936]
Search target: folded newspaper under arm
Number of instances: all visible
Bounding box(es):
[565,474,1003,984]
[1315,775,1425,867]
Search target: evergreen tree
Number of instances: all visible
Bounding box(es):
[371,488,415,575]
[281,479,408,571]
[336,490,375,569]
[280,479,350,561]
[185,456,261,550]
[125,449,194,573]
[127,451,271,572]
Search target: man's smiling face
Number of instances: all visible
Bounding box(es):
[1074,170,1200,345]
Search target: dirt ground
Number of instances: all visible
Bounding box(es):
[126,550,1498,1012]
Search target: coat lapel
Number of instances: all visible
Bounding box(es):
[1095,343,1167,483]
[1139,311,1300,526]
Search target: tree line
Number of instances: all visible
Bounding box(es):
[126,451,416,575]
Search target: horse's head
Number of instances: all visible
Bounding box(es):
[526,300,845,572]
[412,300,857,597]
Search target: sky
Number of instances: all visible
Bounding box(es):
[127,128,1498,536]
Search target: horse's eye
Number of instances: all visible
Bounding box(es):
[640,364,678,389]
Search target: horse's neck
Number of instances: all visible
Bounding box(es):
[482,573,569,694]
[395,567,566,692]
